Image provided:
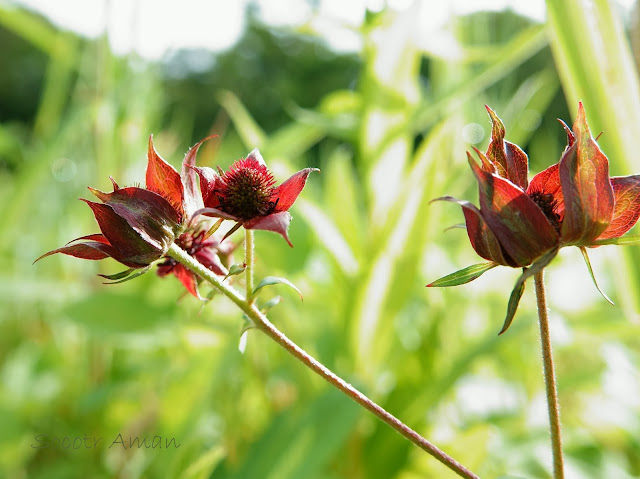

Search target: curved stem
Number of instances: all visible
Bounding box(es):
[167,243,479,479]
[534,270,564,479]
[245,229,255,303]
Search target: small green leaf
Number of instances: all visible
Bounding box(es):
[499,247,559,334]
[427,262,497,287]
[98,268,136,281]
[260,296,282,313]
[590,235,640,246]
[223,262,246,282]
[579,246,614,305]
[252,276,303,301]
[99,266,151,284]
[500,277,526,335]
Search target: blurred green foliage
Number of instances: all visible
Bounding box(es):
[2,2,640,478]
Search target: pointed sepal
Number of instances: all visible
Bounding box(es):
[80,199,167,267]
[272,168,320,212]
[469,151,559,266]
[34,239,114,264]
[99,265,152,284]
[485,105,529,190]
[597,175,640,240]
[146,135,185,220]
[498,247,559,334]
[591,235,640,246]
[243,211,294,247]
[433,196,513,266]
[191,166,224,210]
[579,246,614,305]
[559,102,615,244]
[427,262,498,287]
[500,277,526,336]
[181,135,217,218]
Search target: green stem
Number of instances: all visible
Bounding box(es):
[166,243,480,479]
[534,270,564,479]
[245,229,254,303]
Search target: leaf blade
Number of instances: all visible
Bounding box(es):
[252,276,303,301]
[427,262,497,288]
[591,235,640,246]
[499,247,559,334]
[579,246,614,305]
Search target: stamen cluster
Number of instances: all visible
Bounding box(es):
[528,191,562,233]
[218,159,277,219]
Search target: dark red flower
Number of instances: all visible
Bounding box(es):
[35,137,185,279]
[193,149,319,246]
[36,135,231,294]
[156,226,235,298]
[428,103,640,332]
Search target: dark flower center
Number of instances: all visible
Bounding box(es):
[177,229,206,256]
[529,191,562,233]
[219,160,277,220]
[157,229,209,271]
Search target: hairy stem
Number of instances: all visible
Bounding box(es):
[534,270,564,479]
[245,229,255,303]
[167,243,479,479]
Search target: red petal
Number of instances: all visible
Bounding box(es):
[146,135,185,220]
[559,103,615,244]
[195,248,228,276]
[273,168,320,212]
[192,207,238,221]
[461,202,515,267]
[81,199,164,266]
[471,146,494,173]
[172,264,201,298]
[35,241,114,263]
[68,233,110,244]
[485,105,529,190]
[558,119,575,147]
[181,135,217,217]
[469,152,558,266]
[436,196,514,266]
[597,175,640,239]
[246,148,266,167]
[193,166,224,209]
[88,186,179,252]
[527,163,565,218]
[504,141,529,190]
[244,211,293,247]
[156,263,173,277]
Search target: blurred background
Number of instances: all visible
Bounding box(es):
[2,0,640,477]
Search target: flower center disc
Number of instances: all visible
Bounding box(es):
[221,161,276,220]
[529,191,562,233]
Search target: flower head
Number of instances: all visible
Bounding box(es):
[429,103,640,332]
[193,149,319,246]
[156,225,235,298]
[36,135,231,295]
